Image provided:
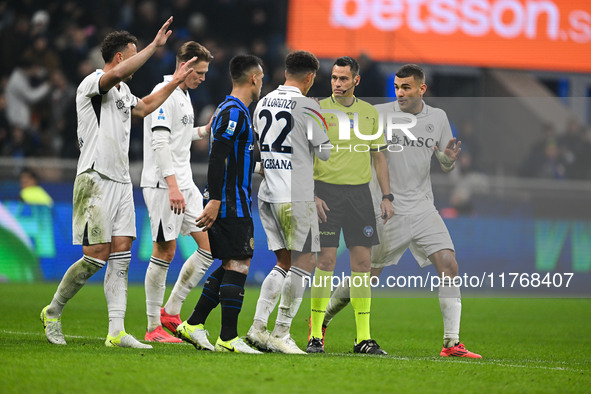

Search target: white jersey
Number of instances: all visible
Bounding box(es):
[141,75,195,190]
[253,85,329,203]
[76,69,139,183]
[371,101,453,215]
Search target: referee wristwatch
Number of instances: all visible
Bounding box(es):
[382,193,394,202]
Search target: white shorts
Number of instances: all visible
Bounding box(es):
[72,170,136,245]
[371,209,454,268]
[143,184,204,242]
[258,200,320,253]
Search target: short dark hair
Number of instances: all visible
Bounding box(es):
[333,56,360,76]
[177,41,213,65]
[20,167,38,181]
[396,64,425,83]
[101,31,138,63]
[285,50,319,76]
[229,55,263,83]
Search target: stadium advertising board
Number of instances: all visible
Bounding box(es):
[288,0,591,72]
[1,200,589,296]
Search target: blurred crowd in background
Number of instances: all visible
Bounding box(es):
[0,0,589,184]
[0,0,294,163]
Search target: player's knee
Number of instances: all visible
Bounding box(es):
[277,260,291,272]
[317,256,335,271]
[275,249,292,271]
[159,250,176,262]
[351,259,371,273]
[438,250,458,277]
[222,258,251,274]
[153,241,176,262]
[111,236,133,253]
[370,267,383,279]
[83,243,111,262]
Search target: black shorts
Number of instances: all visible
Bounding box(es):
[208,217,254,260]
[315,181,379,248]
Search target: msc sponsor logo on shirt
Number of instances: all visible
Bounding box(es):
[181,113,194,126]
[390,134,436,149]
[116,97,130,115]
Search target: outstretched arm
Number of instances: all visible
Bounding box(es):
[132,57,197,118]
[192,114,213,140]
[100,17,174,93]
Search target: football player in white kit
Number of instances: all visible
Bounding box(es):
[246,50,331,354]
[141,41,215,344]
[40,17,196,348]
[323,64,481,358]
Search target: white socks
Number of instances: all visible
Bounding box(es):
[164,249,213,316]
[439,276,462,348]
[253,265,287,329]
[324,278,351,326]
[273,266,311,338]
[104,251,131,337]
[145,256,170,332]
[46,255,105,319]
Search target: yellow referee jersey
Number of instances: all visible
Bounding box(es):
[314,95,385,185]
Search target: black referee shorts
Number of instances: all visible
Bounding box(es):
[315,181,379,248]
[208,217,254,260]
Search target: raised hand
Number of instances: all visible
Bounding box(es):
[172,57,197,84]
[153,16,174,47]
[434,137,462,163]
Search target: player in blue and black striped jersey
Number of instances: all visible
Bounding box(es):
[175,55,265,354]
[206,89,256,220]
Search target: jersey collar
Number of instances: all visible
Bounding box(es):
[163,75,185,93]
[393,100,428,116]
[226,95,249,113]
[278,85,302,95]
[330,94,358,108]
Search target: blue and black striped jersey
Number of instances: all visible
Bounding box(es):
[207,95,255,218]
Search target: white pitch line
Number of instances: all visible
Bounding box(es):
[1,329,586,372]
[1,329,191,344]
[1,329,103,340]
[312,352,587,373]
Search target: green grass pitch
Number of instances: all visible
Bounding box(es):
[0,283,589,393]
